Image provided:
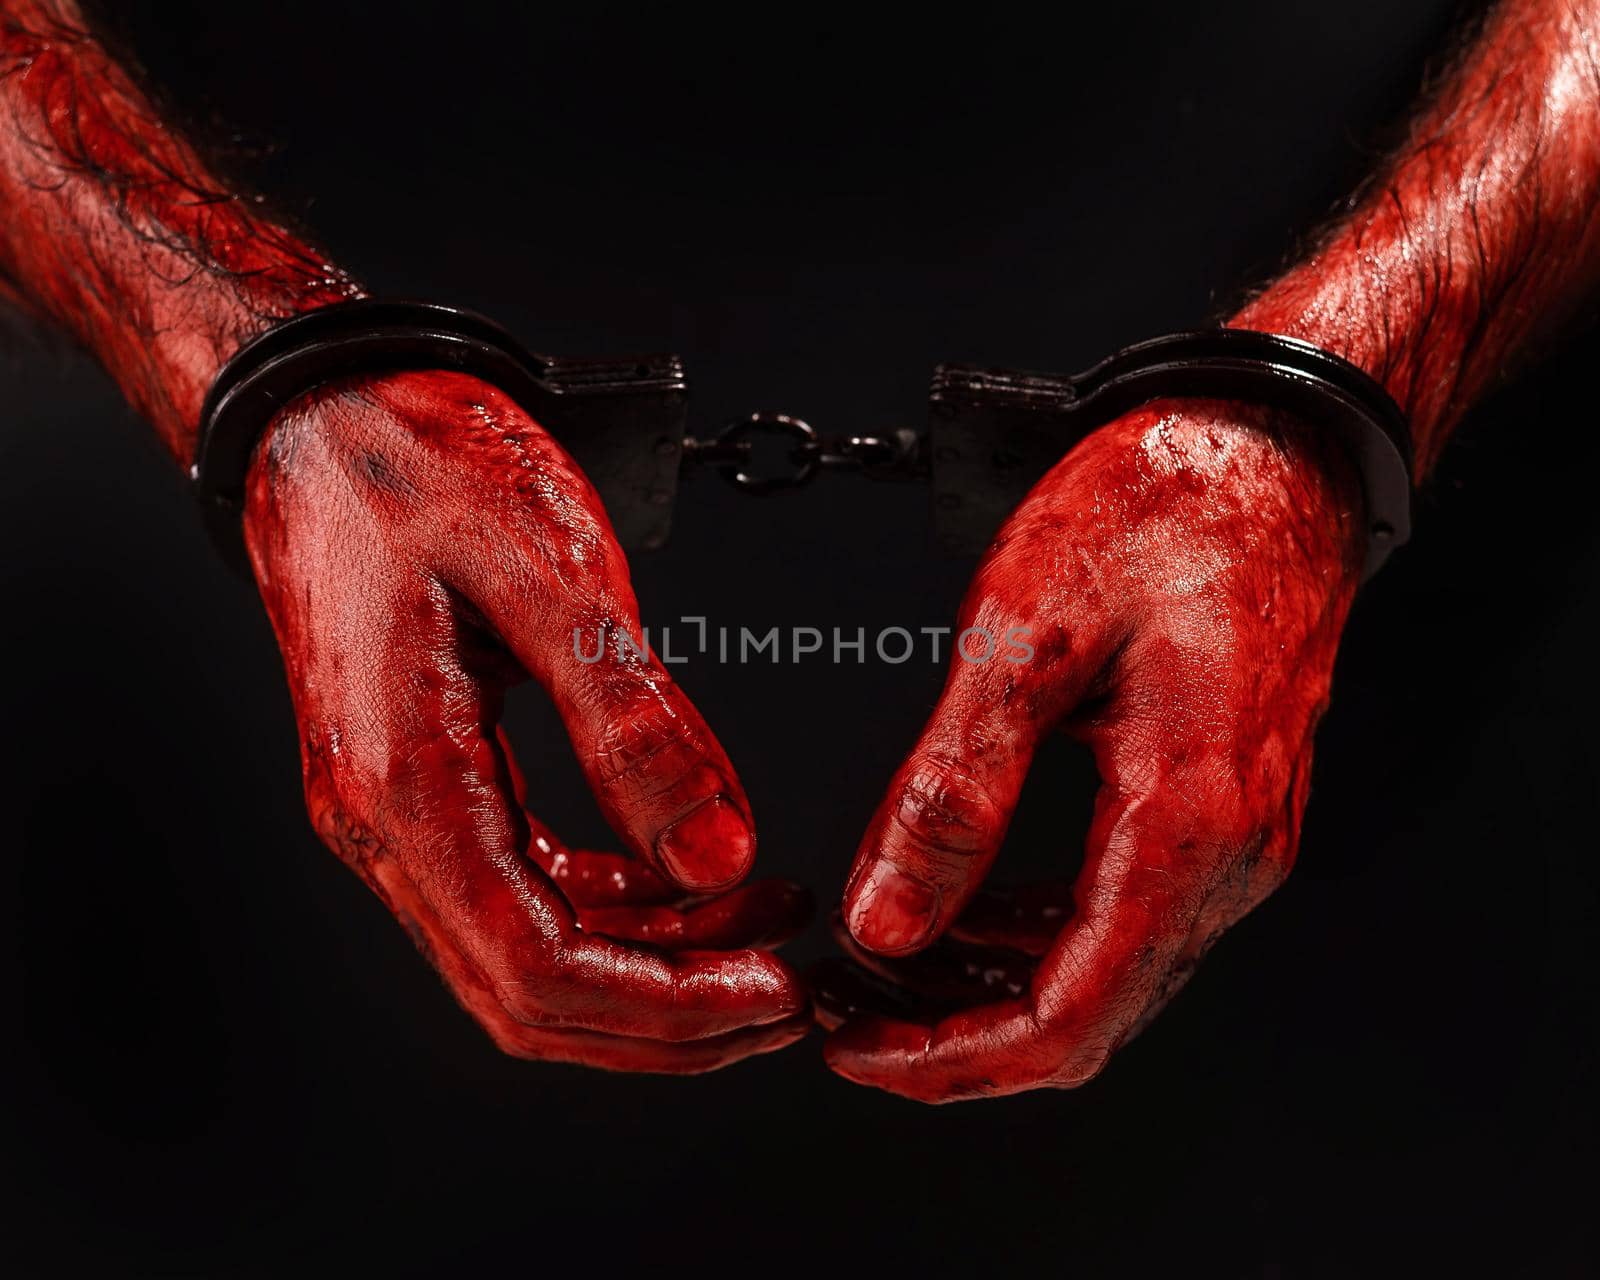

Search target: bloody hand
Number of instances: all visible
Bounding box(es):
[821,0,1600,1100]
[819,403,1362,1100]
[244,368,810,1069]
[0,0,810,1071]
[8,0,1600,1089]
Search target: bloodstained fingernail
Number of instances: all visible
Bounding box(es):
[654,794,754,891]
[846,866,940,955]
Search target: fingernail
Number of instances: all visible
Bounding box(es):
[655,795,754,891]
[846,867,940,954]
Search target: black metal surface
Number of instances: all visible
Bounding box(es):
[534,353,689,552]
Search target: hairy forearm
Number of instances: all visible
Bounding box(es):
[1233,0,1600,474]
[0,0,361,461]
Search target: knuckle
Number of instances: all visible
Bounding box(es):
[590,699,707,795]
[891,754,1002,860]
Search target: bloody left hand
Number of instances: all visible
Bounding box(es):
[244,369,812,1072]
[817,399,1365,1101]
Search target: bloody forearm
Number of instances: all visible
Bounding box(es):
[1232,0,1600,474]
[0,0,361,461]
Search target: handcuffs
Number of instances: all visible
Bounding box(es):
[193,299,1413,579]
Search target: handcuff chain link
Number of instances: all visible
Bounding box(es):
[683,411,925,494]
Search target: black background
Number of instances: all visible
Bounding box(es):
[6,1,1596,1273]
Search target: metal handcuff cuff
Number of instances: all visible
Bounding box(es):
[193,299,1413,579]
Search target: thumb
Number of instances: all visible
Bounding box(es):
[843,619,1101,955]
[451,493,756,895]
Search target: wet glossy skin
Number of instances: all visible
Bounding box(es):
[243,371,811,1066]
[0,0,809,1071]
[4,0,1599,1090]
[823,0,1600,1100]
[816,407,1363,1096]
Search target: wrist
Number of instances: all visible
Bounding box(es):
[1226,243,1434,470]
[1226,224,1479,479]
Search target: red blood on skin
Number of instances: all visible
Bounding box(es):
[0,0,808,1071]
[5,0,1600,1091]
[232,372,810,1064]
[828,0,1600,1101]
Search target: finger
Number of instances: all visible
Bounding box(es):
[815,882,1063,1034]
[840,703,1032,956]
[946,881,1074,956]
[821,890,1199,1102]
[527,939,805,1040]
[826,769,1242,1101]
[390,761,805,1040]
[462,521,755,893]
[524,834,679,909]
[495,733,683,908]
[422,738,808,1039]
[296,593,802,1043]
[823,1002,1047,1104]
[510,765,806,952]
[554,633,755,894]
[579,880,813,951]
[387,818,807,1042]
[542,847,679,908]
[842,613,1107,956]
[490,1010,813,1074]
[497,725,532,808]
